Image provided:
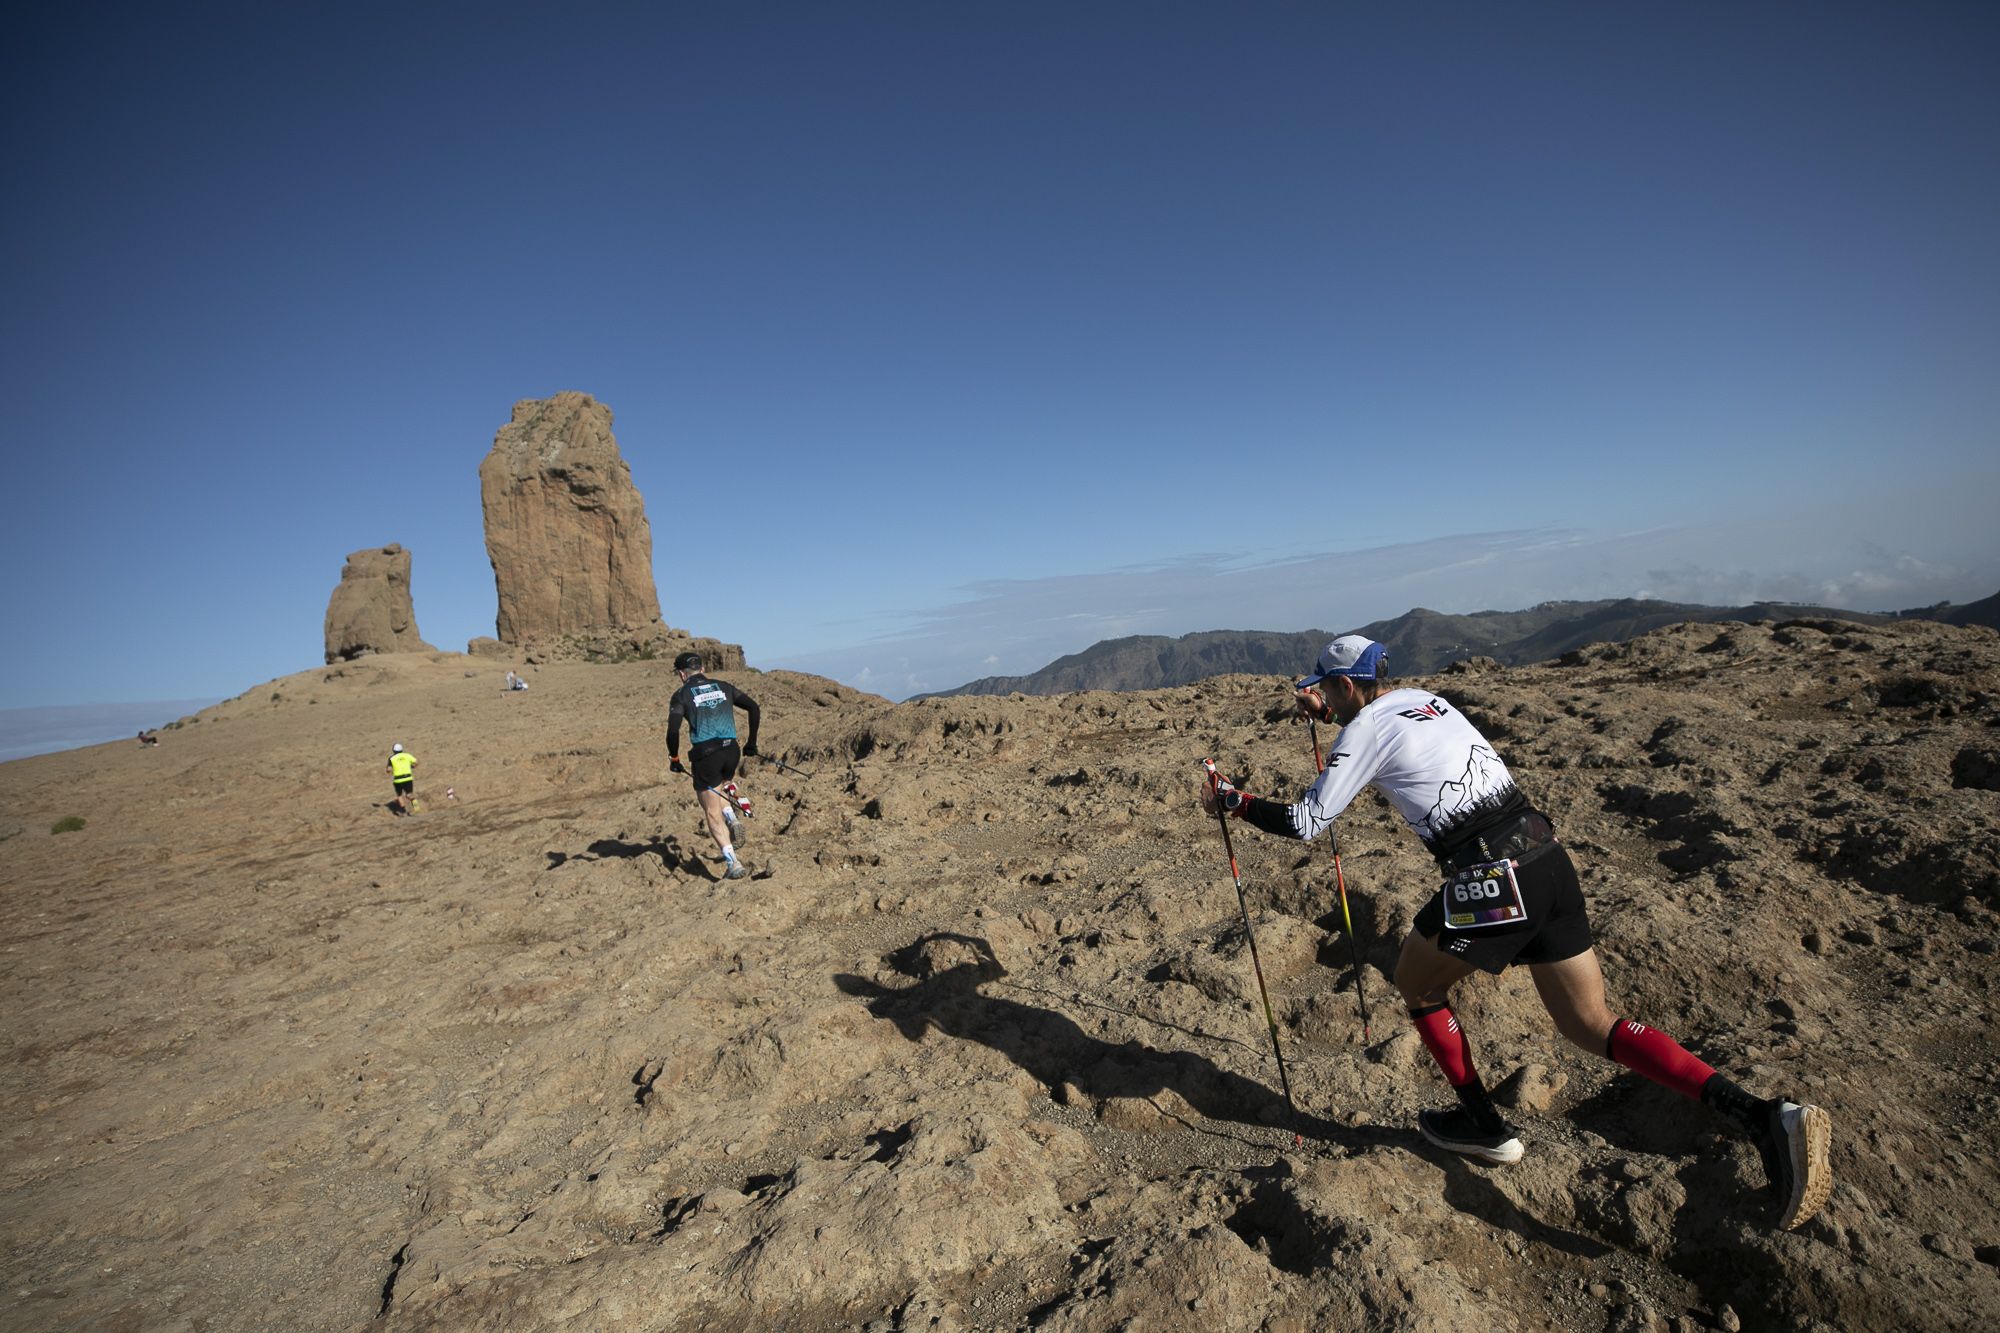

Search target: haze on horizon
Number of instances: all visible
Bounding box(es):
[4,3,1996,714]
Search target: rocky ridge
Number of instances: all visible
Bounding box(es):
[1,617,1997,1330]
[928,593,2000,698]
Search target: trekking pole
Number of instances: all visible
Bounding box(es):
[763,753,815,779]
[1200,759,1302,1145]
[1309,718,1373,1041]
[706,784,752,817]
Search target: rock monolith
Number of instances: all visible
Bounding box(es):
[479,393,663,645]
[323,544,434,663]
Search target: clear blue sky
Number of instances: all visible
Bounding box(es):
[4,1,1996,708]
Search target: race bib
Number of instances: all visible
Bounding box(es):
[1440,858,1528,931]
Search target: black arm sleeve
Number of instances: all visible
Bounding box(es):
[1227,789,1340,849]
[1235,793,1305,840]
[665,687,687,754]
[729,685,761,749]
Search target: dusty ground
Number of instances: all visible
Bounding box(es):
[3,617,1998,1331]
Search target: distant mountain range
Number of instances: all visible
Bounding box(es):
[919,591,2000,698]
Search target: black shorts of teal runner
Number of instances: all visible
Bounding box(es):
[689,739,741,793]
[1414,844,1593,974]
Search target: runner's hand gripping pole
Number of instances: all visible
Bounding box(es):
[1309,719,1373,1041]
[1201,759,1301,1142]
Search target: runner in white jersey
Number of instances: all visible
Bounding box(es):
[1201,634,1832,1232]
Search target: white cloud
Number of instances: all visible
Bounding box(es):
[773,491,1999,699]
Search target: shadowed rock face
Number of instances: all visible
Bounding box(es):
[480,392,663,644]
[322,543,434,663]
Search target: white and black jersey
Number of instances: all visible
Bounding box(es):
[1281,689,1526,855]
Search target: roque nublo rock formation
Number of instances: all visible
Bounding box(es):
[322,543,434,663]
[479,392,664,645]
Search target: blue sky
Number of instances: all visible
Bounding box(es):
[4,1,1996,710]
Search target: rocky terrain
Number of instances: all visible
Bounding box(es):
[323,544,434,664]
[3,616,1998,1331]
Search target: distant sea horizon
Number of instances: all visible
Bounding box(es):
[0,699,225,764]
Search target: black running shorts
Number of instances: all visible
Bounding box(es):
[689,739,741,792]
[1414,844,1593,975]
[393,778,414,794]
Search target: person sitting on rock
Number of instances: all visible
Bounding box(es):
[1198,634,1832,1232]
[386,742,417,815]
[665,651,760,880]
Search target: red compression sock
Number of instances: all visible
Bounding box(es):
[1605,1018,1716,1101]
[1410,1004,1477,1087]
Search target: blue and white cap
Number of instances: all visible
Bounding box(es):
[1297,635,1387,688]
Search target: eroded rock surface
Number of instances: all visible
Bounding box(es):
[480,392,664,645]
[323,543,434,663]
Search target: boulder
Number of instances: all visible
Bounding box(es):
[323,544,434,663]
[479,392,664,645]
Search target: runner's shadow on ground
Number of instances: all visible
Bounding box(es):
[1429,1153,1614,1259]
[834,932,1391,1153]
[1566,1077,1717,1158]
[1568,1079,1804,1294]
[1222,1155,1607,1271]
[547,835,697,873]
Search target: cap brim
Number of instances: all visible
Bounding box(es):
[1296,672,1329,689]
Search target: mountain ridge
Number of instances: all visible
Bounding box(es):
[921,592,2000,697]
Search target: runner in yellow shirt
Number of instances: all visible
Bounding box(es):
[386,743,417,815]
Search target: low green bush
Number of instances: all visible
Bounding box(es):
[51,816,86,834]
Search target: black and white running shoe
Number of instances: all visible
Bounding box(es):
[1759,1100,1832,1231]
[1418,1108,1524,1165]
